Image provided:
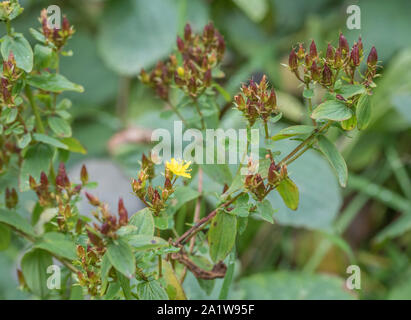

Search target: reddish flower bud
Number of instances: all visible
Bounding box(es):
[203,69,212,87]
[267,162,278,185]
[62,16,70,32]
[326,43,334,61]
[310,61,320,81]
[334,47,343,68]
[80,164,88,185]
[87,230,103,248]
[288,49,298,70]
[336,94,346,101]
[184,23,192,41]
[309,40,317,59]
[339,32,349,55]
[297,43,305,59]
[234,94,246,110]
[357,36,363,56]
[176,36,184,52]
[322,64,333,86]
[56,163,70,189]
[367,46,378,66]
[85,192,100,206]
[203,22,215,40]
[5,187,18,209]
[29,176,37,190]
[118,198,128,226]
[350,44,360,66]
[40,172,48,187]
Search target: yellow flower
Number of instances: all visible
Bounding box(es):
[166,158,192,179]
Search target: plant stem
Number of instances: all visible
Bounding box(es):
[264,120,273,160]
[25,86,45,133]
[157,228,162,278]
[279,121,331,166]
[6,20,12,36]
[175,192,243,245]
[193,97,206,130]
[168,99,188,126]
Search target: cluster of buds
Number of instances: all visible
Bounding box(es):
[244,161,288,201]
[288,33,379,87]
[139,56,177,100]
[29,163,86,231]
[85,193,129,241]
[0,0,23,22]
[140,22,225,100]
[75,245,101,296]
[234,75,277,126]
[267,162,288,186]
[174,23,225,97]
[131,154,175,215]
[39,9,74,50]
[1,52,22,106]
[5,187,18,209]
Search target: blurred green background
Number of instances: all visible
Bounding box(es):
[1,0,411,299]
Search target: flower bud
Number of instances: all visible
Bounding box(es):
[350,44,360,66]
[234,94,246,111]
[139,69,150,85]
[367,46,378,67]
[334,47,343,68]
[203,69,212,87]
[322,64,333,86]
[80,164,88,185]
[176,36,184,52]
[297,43,305,59]
[310,61,320,81]
[118,198,128,226]
[29,176,37,190]
[309,40,317,59]
[326,43,334,61]
[339,32,349,55]
[267,162,278,185]
[85,192,100,206]
[288,49,298,70]
[357,36,363,56]
[56,163,70,189]
[184,23,192,41]
[87,230,104,248]
[5,187,18,209]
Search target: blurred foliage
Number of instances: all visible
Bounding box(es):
[1,0,410,300]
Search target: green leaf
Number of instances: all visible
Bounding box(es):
[0,209,36,237]
[208,212,237,262]
[356,93,371,130]
[230,193,249,217]
[1,34,33,72]
[311,100,353,121]
[34,232,77,260]
[17,133,31,149]
[267,124,342,231]
[127,235,168,251]
[27,72,84,92]
[303,88,314,99]
[202,164,232,186]
[0,223,11,251]
[128,208,155,236]
[254,199,276,223]
[337,84,366,99]
[33,133,68,149]
[317,135,348,188]
[19,143,54,191]
[106,239,135,278]
[276,178,299,211]
[117,270,133,300]
[33,44,56,69]
[238,271,354,299]
[21,249,53,298]
[59,137,87,154]
[97,0,178,75]
[271,125,315,141]
[341,115,357,131]
[47,116,72,138]
[137,280,169,300]
[166,186,200,215]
